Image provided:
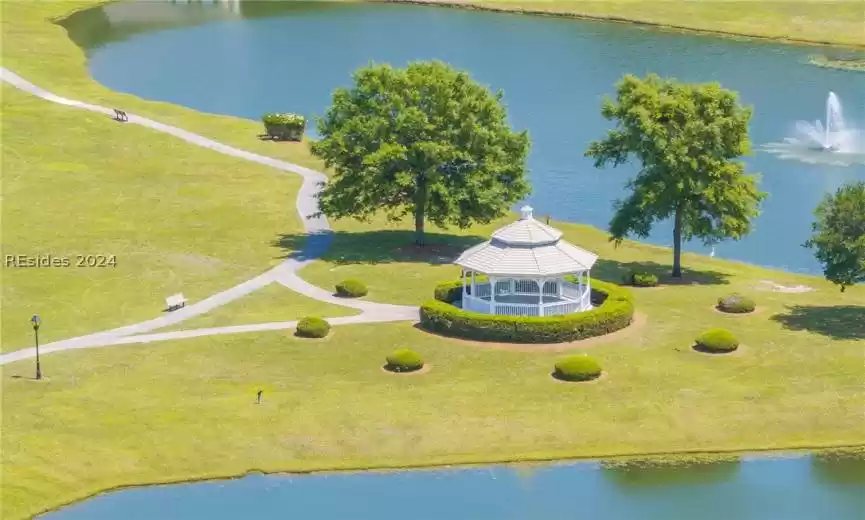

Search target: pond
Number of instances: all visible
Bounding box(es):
[43,455,865,519]
[61,1,865,274]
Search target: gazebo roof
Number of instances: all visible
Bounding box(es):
[455,206,598,277]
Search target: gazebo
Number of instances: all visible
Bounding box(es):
[455,206,598,317]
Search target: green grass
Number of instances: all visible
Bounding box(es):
[426,0,865,47]
[0,1,340,352]
[158,283,359,332]
[3,315,863,519]
[0,1,331,170]
[0,84,309,351]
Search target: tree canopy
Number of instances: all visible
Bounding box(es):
[586,74,766,277]
[311,61,531,245]
[805,181,865,292]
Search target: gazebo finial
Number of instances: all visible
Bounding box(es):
[520,205,534,220]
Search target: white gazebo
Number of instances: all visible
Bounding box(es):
[455,206,598,317]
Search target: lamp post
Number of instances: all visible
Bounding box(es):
[31,314,42,380]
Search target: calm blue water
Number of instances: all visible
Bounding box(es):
[43,456,865,519]
[62,1,865,273]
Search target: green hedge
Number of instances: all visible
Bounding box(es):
[385,349,424,373]
[554,355,602,381]
[421,279,634,343]
[295,316,331,338]
[262,112,306,141]
[716,294,756,314]
[336,279,368,298]
[695,328,739,353]
[434,275,488,303]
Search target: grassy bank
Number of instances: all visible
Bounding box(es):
[4,317,864,519]
[390,0,865,48]
[2,2,864,519]
[0,1,335,351]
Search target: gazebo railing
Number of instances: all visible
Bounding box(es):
[469,281,584,299]
[462,281,592,317]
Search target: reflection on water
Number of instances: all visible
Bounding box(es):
[58,0,865,274]
[43,455,865,519]
[600,458,742,489]
[810,452,865,487]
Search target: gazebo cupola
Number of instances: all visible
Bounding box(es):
[454,206,598,317]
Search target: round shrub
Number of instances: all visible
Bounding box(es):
[385,349,424,373]
[295,316,331,338]
[716,294,756,314]
[695,328,739,353]
[336,279,368,298]
[553,355,602,382]
[625,271,659,287]
[421,279,634,344]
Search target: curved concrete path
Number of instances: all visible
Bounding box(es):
[0,68,418,366]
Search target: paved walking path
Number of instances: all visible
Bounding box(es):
[0,68,418,366]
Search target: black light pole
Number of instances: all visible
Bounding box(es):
[31,314,42,380]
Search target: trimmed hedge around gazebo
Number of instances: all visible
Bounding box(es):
[420,279,634,343]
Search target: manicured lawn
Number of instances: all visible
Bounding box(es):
[158,283,359,332]
[298,213,865,309]
[3,313,863,519]
[0,85,306,351]
[1,1,330,170]
[438,0,865,47]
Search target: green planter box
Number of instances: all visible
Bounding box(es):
[262,113,306,141]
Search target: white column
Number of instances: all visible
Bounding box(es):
[586,271,592,309]
[489,276,497,314]
[557,276,563,298]
[537,278,544,316]
[462,269,467,300]
[471,271,476,297]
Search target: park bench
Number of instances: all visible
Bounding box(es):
[113,109,128,122]
[165,293,187,311]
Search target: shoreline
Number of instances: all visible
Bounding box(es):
[4,3,864,519]
[40,443,865,518]
[379,0,865,50]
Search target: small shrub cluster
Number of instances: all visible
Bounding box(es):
[716,294,756,314]
[694,328,739,353]
[421,279,634,343]
[262,112,306,141]
[336,279,368,298]
[553,355,602,381]
[385,349,424,373]
[295,316,331,338]
[624,271,659,287]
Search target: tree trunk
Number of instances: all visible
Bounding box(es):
[414,178,428,246]
[672,206,683,278]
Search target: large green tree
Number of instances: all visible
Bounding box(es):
[586,74,766,277]
[311,61,531,246]
[805,181,865,292]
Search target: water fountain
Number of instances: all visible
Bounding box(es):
[762,92,865,166]
[794,92,851,152]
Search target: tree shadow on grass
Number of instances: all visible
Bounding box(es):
[592,259,731,286]
[273,230,487,266]
[770,305,865,340]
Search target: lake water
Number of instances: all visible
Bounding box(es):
[43,455,865,519]
[61,1,865,273]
